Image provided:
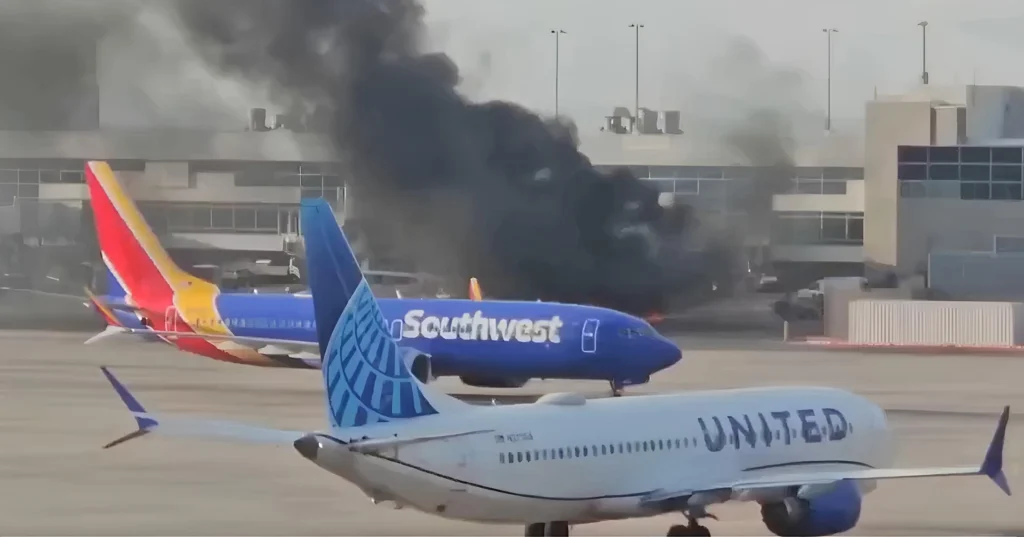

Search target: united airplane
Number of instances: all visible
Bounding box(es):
[85,161,680,394]
[99,198,1012,537]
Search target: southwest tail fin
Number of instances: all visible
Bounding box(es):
[86,161,204,304]
[469,277,483,301]
[300,199,467,429]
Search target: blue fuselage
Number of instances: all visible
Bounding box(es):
[107,294,681,384]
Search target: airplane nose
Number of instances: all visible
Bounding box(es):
[654,336,682,371]
[294,434,321,461]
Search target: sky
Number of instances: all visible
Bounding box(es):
[419,0,1024,130]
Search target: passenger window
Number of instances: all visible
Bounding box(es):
[517,452,523,463]
[617,442,624,453]
[526,452,531,462]
[658,439,664,450]
[601,445,607,455]
[642,441,649,452]
[558,448,564,459]
[500,453,505,463]
[582,446,588,456]
[674,438,681,449]
[591,444,597,455]
[574,447,581,457]
[775,430,781,440]
[626,443,632,453]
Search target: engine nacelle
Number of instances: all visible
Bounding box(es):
[459,376,529,389]
[760,480,862,537]
[402,352,433,384]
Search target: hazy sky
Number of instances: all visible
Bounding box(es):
[420,0,1024,129]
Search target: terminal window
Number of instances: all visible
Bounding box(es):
[897,145,1024,201]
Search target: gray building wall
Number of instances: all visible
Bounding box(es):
[898,199,1024,272]
[863,100,932,270]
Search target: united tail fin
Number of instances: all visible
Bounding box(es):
[86,161,209,305]
[300,199,468,429]
[469,277,483,301]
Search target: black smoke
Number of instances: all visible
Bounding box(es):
[170,0,702,314]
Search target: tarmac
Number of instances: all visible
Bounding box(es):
[1,330,1023,536]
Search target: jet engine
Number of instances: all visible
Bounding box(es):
[459,376,529,389]
[759,480,862,537]
[402,352,433,384]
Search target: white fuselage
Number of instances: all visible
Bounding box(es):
[306,386,893,525]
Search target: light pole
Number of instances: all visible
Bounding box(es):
[551,29,566,117]
[918,21,929,84]
[822,28,838,131]
[629,23,644,132]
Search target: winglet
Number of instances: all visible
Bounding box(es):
[980,405,1011,496]
[99,367,159,448]
[469,277,483,301]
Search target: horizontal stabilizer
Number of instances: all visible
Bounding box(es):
[102,327,317,354]
[100,366,305,448]
[85,325,131,345]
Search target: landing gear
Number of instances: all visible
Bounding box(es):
[609,380,624,397]
[524,521,569,536]
[666,519,710,536]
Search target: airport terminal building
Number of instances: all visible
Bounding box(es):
[3,14,1024,294]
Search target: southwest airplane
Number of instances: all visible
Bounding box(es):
[84,161,680,394]
[99,199,1012,537]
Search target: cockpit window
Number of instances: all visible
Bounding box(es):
[620,328,646,338]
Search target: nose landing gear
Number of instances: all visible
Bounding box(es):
[609,380,624,397]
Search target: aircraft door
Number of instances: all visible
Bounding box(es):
[581,319,599,354]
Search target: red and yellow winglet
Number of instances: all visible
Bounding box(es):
[469,277,483,301]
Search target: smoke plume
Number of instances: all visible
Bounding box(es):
[0,0,132,130]
[169,0,695,314]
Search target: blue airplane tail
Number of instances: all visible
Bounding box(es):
[104,264,127,298]
[300,199,465,429]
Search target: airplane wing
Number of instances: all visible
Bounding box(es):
[640,406,1011,509]
[100,366,305,448]
[100,367,490,451]
[91,327,319,355]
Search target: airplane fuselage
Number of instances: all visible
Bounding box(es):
[117,293,680,385]
[300,386,890,525]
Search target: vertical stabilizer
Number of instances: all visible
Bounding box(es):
[85,161,205,304]
[300,199,467,429]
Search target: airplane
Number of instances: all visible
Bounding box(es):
[84,160,681,394]
[99,198,1012,537]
